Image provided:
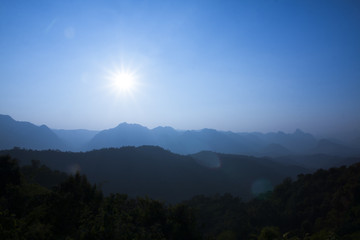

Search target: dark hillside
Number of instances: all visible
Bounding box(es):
[2,155,360,239]
[185,163,360,239]
[1,147,309,202]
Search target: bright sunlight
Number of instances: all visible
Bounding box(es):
[112,71,136,93]
[105,66,139,98]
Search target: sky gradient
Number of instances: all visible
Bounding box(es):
[1,0,360,138]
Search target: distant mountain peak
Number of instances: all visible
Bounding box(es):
[294,129,304,134]
[311,139,354,156]
[153,126,175,130]
[152,126,177,133]
[116,122,147,129]
[0,114,14,121]
[2,114,357,157]
[0,114,65,150]
[201,128,218,133]
[261,143,292,157]
[116,122,130,127]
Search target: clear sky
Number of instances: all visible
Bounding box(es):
[1,0,359,137]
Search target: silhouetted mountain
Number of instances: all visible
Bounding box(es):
[1,114,358,157]
[85,124,325,156]
[256,129,318,153]
[311,139,356,156]
[0,114,65,150]
[151,126,182,151]
[87,123,155,150]
[0,146,310,202]
[52,129,99,151]
[260,143,292,157]
[173,129,256,155]
[273,153,360,170]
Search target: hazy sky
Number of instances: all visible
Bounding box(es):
[1,0,359,136]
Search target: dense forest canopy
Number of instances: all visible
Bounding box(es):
[0,147,318,202]
[1,154,360,239]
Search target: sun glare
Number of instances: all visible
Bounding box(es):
[106,67,139,97]
[113,72,135,92]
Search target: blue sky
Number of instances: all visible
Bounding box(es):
[1,0,359,137]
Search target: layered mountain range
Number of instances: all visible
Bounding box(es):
[1,114,359,157]
[2,146,359,202]
[1,114,359,202]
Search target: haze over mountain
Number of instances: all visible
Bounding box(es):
[52,129,99,151]
[2,146,359,202]
[1,1,360,238]
[0,146,309,202]
[0,114,65,150]
[0,114,359,157]
[86,123,320,156]
[2,1,359,138]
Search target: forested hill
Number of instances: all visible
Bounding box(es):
[1,146,309,202]
[0,155,200,239]
[1,155,360,239]
[185,162,360,239]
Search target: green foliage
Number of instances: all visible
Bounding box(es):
[0,155,200,239]
[185,163,360,239]
[216,230,237,240]
[0,155,21,194]
[1,154,360,240]
[258,226,282,240]
[0,147,311,202]
[21,159,68,189]
[309,230,339,240]
[185,193,250,239]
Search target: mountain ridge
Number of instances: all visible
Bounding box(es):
[2,146,359,202]
[0,114,359,157]
[0,146,310,202]
[0,114,65,150]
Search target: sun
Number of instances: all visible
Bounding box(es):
[106,67,139,97]
[112,71,135,93]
